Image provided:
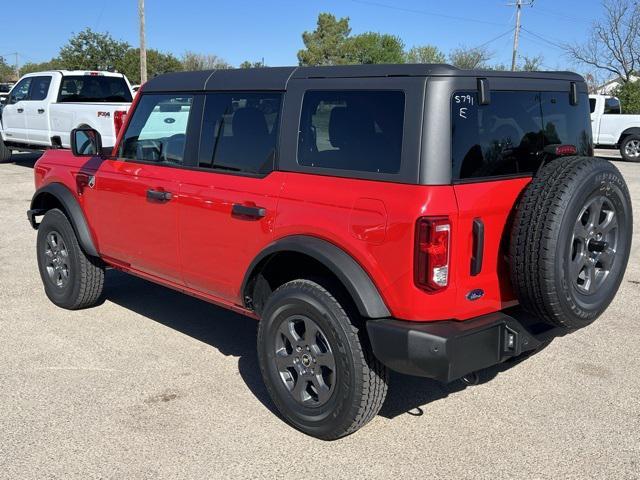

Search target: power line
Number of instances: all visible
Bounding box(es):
[529,7,591,24]
[347,0,507,27]
[473,27,516,50]
[521,27,565,50]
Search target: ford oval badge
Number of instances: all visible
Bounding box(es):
[466,289,484,301]
[164,117,176,124]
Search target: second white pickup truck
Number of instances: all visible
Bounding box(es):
[590,93,640,162]
[0,70,133,162]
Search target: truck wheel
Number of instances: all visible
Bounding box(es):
[619,135,640,162]
[0,137,12,163]
[36,208,105,310]
[257,279,388,440]
[510,156,632,329]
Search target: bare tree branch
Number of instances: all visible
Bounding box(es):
[564,0,640,83]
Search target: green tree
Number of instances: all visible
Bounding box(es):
[182,52,231,71]
[18,59,63,76]
[405,45,446,64]
[239,60,265,68]
[58,28,130,71]
[449,46,493,69]
[297,13,351,66]
[117,49,183,84]
[612,80,640,114]
[344,32,405,64]
[0,56,15,82]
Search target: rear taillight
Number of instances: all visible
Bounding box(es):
[414,216,451,292]
[114,110,127,136]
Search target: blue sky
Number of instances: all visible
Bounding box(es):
[1,0,601,73]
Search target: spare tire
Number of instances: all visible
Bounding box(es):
[510,156,632,329]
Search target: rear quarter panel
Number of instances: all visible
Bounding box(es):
[276,172,461,321]
[49,103,130,148]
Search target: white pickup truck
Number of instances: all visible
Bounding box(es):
[590,94,640,162]
[0,70,133,162]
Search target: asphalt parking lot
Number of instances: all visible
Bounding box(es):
[1,150,639,479]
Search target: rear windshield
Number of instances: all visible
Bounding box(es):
[452,90,592,180]
[58,75,132,103]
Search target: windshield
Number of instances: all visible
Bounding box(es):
[58,75,132,103]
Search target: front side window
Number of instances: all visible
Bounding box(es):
[119,94,193,165]
[198,92,282,174]
[9,78,31,103]
[29,76,52,101]
[452,90,591,179]
[58,75,132,103]
[297,90,405,174]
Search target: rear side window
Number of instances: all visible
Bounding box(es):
[29,76,52,101]
[297,90,404,174]
[58,75,132,103]
[452,91,592,180]
[589,98,596,113]
[604,97,621,114]
[119,94,193,165]
[198,92,282,174]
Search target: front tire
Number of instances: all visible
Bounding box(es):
[257,279,388,440]
[0,137,12,163]
[36,209,105,310]
[620,135,640,162]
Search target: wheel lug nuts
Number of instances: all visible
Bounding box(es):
[296,346,302,352]
[306,346,310,351]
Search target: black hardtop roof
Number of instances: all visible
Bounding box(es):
[143,64,585,92]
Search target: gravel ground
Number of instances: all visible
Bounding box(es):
[1,151,639,479]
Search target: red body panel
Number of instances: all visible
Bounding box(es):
[33,150,531,322]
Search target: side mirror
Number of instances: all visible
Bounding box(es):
[71,128,103,156]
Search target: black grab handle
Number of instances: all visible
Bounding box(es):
[471,218,484,276]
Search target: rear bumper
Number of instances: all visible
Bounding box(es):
[366,309,564,383]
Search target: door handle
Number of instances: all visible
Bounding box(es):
[470,218,484,276]
[17,108,23,113]
[232,203,266,218]
[146,189,173,202]
[37,108,45,114]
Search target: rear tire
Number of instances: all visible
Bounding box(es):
[0,137,12,163]
[510,157,632,329]
[257,279,388,440]
[36,209,105,310]
[620,135,640,162]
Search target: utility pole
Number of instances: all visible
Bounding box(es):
[509,0,534,71]
[11,52,19,79]
[138,0,147,83]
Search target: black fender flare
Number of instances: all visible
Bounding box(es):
[242,235,391,319]
[29,183,99,257]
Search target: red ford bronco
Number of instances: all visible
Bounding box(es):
[28,65,633,440]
